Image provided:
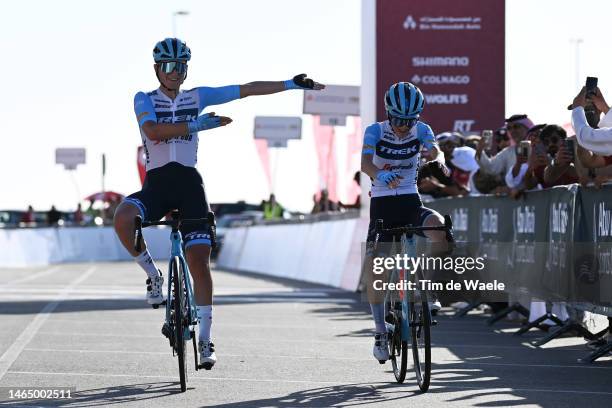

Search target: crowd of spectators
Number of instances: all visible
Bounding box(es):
[418,87,612,199]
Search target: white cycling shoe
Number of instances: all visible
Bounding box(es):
[373,332,390,364]
[199,340,217,370]
[146,271,165,306]
[429,299,442,315]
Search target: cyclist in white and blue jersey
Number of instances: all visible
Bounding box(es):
[361,82,451,363]
[113,38,325,369]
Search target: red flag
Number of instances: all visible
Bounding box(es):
[137,146,146,185]
[313,116,338,202]
[254,139,272,191]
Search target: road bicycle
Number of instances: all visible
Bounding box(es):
[134,210,216,392]
[373,215,453,392]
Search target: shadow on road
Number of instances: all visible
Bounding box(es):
[0,382,183,407]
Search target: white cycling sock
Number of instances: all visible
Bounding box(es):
[134,250,159,280]
[370,303,386,333]
[197,305,213,343]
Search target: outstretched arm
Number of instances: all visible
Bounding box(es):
[240,74,325,98]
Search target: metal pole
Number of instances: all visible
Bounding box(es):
[101,153,106,193]
[173,11,190,37]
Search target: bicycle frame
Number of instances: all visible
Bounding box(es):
[383,233,418,342]
[165,227,198,340]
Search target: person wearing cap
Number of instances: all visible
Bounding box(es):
[418,132,469,197]
[476,114,534,182]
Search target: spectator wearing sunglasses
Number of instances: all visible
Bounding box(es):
[476,114,534,183]
[113,37,325,370]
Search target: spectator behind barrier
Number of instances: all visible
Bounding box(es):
[418,132,468,197]
[262,193,284,220]
[74,203,84,225]
[476,114,534,182]
[47,205,62,226]
[505,124,547,192]
[20,205,35,226]
[571,86,612,156]
[312,189,338,213]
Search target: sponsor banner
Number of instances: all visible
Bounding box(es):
[254,116,302,140]
[304,85,360,116]
[55,148,86,170]
[376,0,505,133]
[423,185,612,311]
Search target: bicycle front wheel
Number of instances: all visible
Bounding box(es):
[172,256,188,392]
[410,295,431,392]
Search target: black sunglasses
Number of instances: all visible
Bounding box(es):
[388,115,418,129]
[159,61,188,74]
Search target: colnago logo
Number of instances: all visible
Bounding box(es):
[596,202,612,237]
[551,202,568,234]
[411,75,470,85]
[480,208,498,234]
[454,120,475,132]
[515,205,536,234]
[403,15,417,30]
[451,208,468,231]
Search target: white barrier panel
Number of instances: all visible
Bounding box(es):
[217,217,365,291]
[0,227,173,267]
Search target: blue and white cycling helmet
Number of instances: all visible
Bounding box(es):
[384,82,424,119]
[153,38,191,62]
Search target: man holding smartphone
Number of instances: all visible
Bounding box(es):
[571,84,612,155]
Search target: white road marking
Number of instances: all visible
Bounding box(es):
[1,266,62,286]
[0,266,97,381]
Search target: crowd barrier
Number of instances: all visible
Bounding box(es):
[217,213,369,291]
[425,184,612,318]
[0,226,171,267]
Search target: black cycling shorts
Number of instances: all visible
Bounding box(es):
[366,193,438,243]
[124,162,212,248]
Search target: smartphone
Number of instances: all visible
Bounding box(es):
[565,139,575,161]
[482,130,493,145]
[519,140,531,157]
[586,76,598,96]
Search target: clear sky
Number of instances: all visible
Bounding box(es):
[0,0,609,213]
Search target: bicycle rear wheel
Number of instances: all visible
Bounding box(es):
[410,288,431,392]
[172,256,188,392]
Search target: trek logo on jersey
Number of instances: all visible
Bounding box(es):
[376,139,420,160]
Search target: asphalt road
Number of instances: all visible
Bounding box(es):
[0,262,610,407]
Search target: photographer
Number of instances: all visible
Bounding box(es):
[505,124,547,190]
[542,125,579,186]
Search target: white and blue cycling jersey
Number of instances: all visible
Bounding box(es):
[363,120,437,197]
[134,86,240,171]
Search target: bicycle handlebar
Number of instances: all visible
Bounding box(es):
[374,214,453,235]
